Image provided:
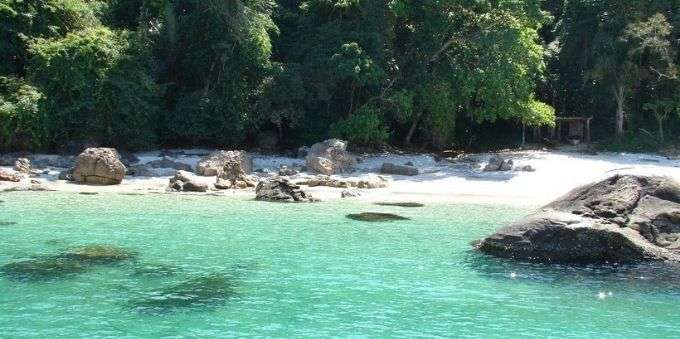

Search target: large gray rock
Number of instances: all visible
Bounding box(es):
[256,177,315,202]
[483,155,513,172]
[476,175,680,263]
[168,170,208,192]
[73,148,126,185]
[380,163,419,176]
[305,139,357,175]
[196,151,252,177]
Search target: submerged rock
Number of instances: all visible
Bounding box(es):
[60,245,137,264]
[375,202,424,208]
[306,139,357,175]
[73,148,126,185]
[256,177,315,202]
[1,257,88,281]
[131,274,236,312]
[346,212,411,222]
[0,221,17,226]
[477,175,680,263]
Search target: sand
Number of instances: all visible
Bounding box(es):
[2,149,680,208]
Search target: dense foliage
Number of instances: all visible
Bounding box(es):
[1,0,678,152]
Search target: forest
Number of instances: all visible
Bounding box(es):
[1,0,678,153]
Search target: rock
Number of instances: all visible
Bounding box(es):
[0,168,22,182]
[61,245,137,264]
[158,149,186,158]
[476,175,680,263]
[297,146,310,159]
[404,161,415,166]
[147,157,193,171]
[499,159,513,171]
[196,150,252,177]
[0,153,21,166]
[214,161,258,190]
[517,164,536,172]
[298,174,388,189]
[73,148,126,185]
[31,156,74,169]
[341,189,361,198]
[59,168,75,181]
[483,155,513,172]
[483,155,503,171]
[13,158,31,174]
[278,166,299,176]
[255,177,315,202]
[127,164,156,177]
[298,175,350,188]
[305,139,357,175]
[380,162,419,176]
[346,212,411,222]
[119,151,140,166]
[168,170,208,192]
[130,274,236,313]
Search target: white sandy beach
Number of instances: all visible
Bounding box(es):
[2,149,680,207]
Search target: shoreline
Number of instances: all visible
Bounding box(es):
[2,149,680,207]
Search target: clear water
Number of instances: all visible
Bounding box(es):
[2,192,680,338]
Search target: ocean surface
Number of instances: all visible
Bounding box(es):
[1,192,680,338]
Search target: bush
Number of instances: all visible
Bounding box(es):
[331,105,389,147]
[0,77,44,151]
[28,26,161,150]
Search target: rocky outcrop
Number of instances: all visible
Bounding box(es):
[380,162,419,176]
[214,161,258,190]
[305,139,357,175]
[255,177,315,202]
[483,155,513,172]
[476,175,680,263]
[341,189,361,198]
[168,170,208,192]
[0,168,22,182]
[73,148,126,185]
[13,158,31,174]
[196,150,251,177]
[58,168,75,181]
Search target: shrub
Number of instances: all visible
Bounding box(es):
[0,77,44,151]
[331,105,389,147]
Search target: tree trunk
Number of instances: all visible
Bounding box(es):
[405,112,422,145]
[658,117,665,142]
[613,84,625,137]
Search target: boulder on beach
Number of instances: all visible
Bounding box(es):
[73,148,126,185]
[0,168,22,182]
[13,158,31,174]
[341,188,361,198]
[380,162,419,176]
[476,175,680,263]
[168,170,209,192]
[214,161,258,190]
[256,177,315,202]
[305,139,357,175]
[483,155,513,172]
[196,150,252,177]
[298,174,388,189]
[59,168,75,181]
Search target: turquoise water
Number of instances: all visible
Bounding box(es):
[1,192,680,338]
